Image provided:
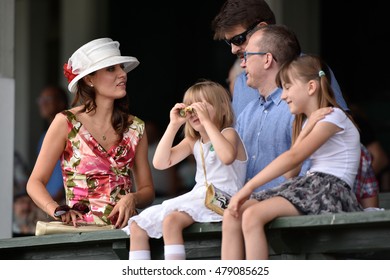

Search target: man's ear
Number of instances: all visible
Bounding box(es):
[264,53,274,69]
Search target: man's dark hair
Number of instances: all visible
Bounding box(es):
[212,0,276,40]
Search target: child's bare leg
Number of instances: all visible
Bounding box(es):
[162,211,194,260]
[129,221,151,260]
[221,199,258,260]
[242,197,300,259]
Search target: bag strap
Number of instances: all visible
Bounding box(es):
[199,140,209,187]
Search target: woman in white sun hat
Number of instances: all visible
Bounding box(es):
[27,38,155,229]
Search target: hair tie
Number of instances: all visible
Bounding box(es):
[318,70,325,77]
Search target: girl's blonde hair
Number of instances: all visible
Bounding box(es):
[182,80,235,139]
[275,54,355,144]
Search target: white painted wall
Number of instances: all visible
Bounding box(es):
[0,0,15,239]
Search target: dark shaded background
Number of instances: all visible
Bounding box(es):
[109,1,232,130]
[40,0,390,154]
[321,1,388,103]
[321,1,390,153]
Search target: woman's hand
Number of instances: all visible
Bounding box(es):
[56,210,86,227]
[108,193,138,228]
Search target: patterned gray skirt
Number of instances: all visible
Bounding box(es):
[251,172,363,214]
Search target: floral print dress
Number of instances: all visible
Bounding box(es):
[61,110,144,225]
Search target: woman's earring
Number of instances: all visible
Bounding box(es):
[90,84,94,87]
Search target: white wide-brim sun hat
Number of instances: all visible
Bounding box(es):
[65,38,140,94]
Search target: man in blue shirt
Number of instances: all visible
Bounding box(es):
[236,24,303,190]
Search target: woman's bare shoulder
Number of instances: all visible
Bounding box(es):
[67,106,83,115]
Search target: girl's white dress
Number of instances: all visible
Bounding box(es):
[124,129,247,238]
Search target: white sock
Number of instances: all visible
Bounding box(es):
[129,250,151,260]
[164,244,186,260]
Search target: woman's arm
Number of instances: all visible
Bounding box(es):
[26,113,68,218]
[367,141,389,175]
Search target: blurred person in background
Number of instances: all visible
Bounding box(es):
[13,152,38,236]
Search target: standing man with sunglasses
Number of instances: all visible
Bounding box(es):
[211,0,349,191]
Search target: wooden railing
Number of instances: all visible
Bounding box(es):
[1,193,389,260]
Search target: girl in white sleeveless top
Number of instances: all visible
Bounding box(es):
[125,80,247,260]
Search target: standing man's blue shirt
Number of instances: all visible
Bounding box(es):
[232,72,259,118]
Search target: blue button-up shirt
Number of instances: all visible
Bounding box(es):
[236,87,309,191]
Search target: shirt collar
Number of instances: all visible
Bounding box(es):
[259,87,283,106]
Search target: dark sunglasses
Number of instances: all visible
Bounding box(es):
[54,203,90,217]
[224,21,260,46]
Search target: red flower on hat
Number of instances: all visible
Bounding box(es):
[63,63,77,83]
